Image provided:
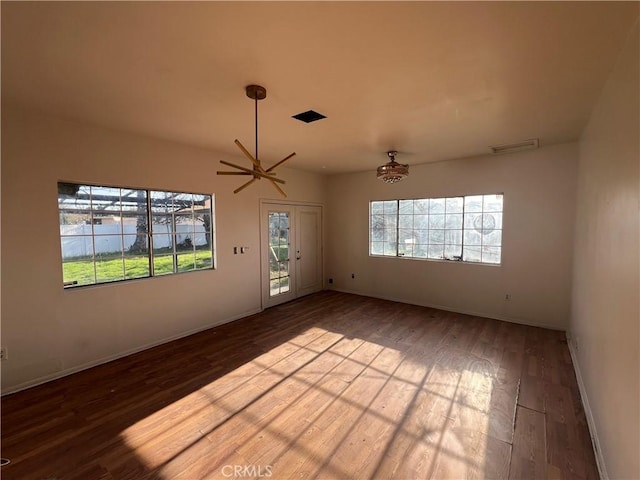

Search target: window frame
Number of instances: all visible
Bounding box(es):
[58,181,215,289]
[369,193,504,265]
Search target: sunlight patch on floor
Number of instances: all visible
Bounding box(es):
[120,326,499,479]
[120,327,341,472]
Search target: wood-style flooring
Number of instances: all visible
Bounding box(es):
[1,291,599,479]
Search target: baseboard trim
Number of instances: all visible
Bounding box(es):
[566,333,608,480]
[329,287,565,331]
[1,307,263,396]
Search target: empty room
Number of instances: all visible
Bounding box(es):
[1,2,638,479]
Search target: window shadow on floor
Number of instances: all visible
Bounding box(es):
[1,291,599,479]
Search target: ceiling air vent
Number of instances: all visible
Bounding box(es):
[489,138,539,155]
[292,110,326,123]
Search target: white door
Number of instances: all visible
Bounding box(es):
[295,205,323,298]
[261,203,322,308]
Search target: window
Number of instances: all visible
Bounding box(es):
[58,182,214,287]
[370,194,503,264]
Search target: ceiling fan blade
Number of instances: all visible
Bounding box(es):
[227,169,276,176]
[267,178,287,198]
[266,152,296,173]
[234,178,257,194]
[219,160,275,175]
[233,176,286,197]
[219,160,285,183]
[234,139,261,168]
[217,171,252,176]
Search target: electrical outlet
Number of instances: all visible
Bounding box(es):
[505,294,511,300]
[328,278,334,284]
[0,347,7,360]
[351,273,355,279]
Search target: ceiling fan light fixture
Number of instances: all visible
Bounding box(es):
[377,151,409,184]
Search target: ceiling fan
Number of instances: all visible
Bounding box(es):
[217,85,296,198]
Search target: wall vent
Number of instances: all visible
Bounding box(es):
[489,138,539,155]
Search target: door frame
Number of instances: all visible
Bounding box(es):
[259,199,325,309]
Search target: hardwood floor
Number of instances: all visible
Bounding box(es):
[1,291,599,479]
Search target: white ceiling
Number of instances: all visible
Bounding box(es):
[2,2,637,174]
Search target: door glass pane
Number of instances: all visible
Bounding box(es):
[280,276,290,293]
[268,211,290,297]
[270,279,280,296]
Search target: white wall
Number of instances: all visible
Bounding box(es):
[571,18,639,480]
[326,143,578,330]
[0,106,326,393]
